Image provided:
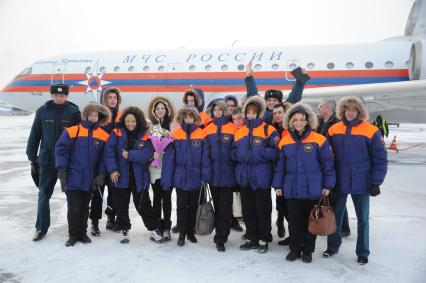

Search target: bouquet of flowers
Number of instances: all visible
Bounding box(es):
[150,124,173,168]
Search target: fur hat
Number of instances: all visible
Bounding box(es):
[206,98,226,118]
[265,89,283,103]
[284,102,318,130]
[242,95,266,119]
[119,105,148,132]
[193,88,205,111]
[102,87,122,106]
[182,89,201,108]
[177,106,202,125]
[147,96,175,125]
[336,96,369,121]
[82,103,111,126]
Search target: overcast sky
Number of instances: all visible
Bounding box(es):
[0,0,414,89]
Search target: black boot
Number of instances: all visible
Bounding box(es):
[32,230,46,242]
[177,233,185,247]
[65,236,78,247]
[171,225,179,233]
[239,240,259,250]
[120,230,129,244]
[278,237,290,246]
[187,233,197,243]
[276,215,285,238]
[106,215,115,231]
[231,217,243,232]
[90,220,100,237]
[302,252,312,263]
[216,243,225,252]
[257,241,268,254]
[286,250,301,262]
[79,233,92,244]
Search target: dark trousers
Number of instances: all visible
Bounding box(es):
[35,167,58,233]
[66,190,92,238]
[152,179,172,231]
[240,186,272,243]
[211,186,233,244]
[89,185,115,221]
[176,188,199,236]
[133,187,159,232]
[287,199,317,253]
[110,176,159,232]
[110,188,132,230]
[276,195,288,222]
[342,208,350,233]
[327,194,370,257]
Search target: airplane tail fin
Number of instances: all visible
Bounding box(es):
[405,0,426,40]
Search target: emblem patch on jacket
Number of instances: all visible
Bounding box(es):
[94,140,100,146]
[304,143,313,152]
[253,137,264,145]
[222,134,231,143]
[192,140,201,147]
[137,141,145,149]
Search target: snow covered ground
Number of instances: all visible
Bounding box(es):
[0,115,425,283]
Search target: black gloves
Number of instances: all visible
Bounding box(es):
[57,169,67,192]
[30,161,40,188]
[94,174,106,187]
[370,184,381,197]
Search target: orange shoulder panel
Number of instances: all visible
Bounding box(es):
[112,128,123,137]
[278,134,295,150]
[66,125,79,138]
[267,125,277,137]
[172,128,186,140]
[328,121,346,137]
[234,126,249,142]
[191,127,205,140]
[351,121,379,139]
[93,128,109,142]
[204,123,217,136]
[116,110,123,122]
[222,122,237,135]
[303,132,327,147]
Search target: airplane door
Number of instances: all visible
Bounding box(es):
[285,59,300,81]
[50,59,68,85]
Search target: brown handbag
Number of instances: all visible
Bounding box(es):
[308,195,337,236]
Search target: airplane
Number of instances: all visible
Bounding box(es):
[1,0,425,123]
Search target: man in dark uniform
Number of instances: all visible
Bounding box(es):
[317,99,351,238]
[26,83,81,241]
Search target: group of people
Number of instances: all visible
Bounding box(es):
[26,63,388,265]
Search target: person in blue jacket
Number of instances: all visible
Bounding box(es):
[244,61,306,125]
[55,103,111,247]
[232,95,279,253]
[104,106,159,244]
[26,83,81,242]
[323,96,388,265]
[161,107,211,247]
[273,103,336,263]
[204,100,238,252]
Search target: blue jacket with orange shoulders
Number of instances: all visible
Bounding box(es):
[104,128,153,193]
[204,116,237,188]
[161,124,211,191]
[55,120,109,191]
[328,118,387,195]
[231,119,278,190]
[272,128,335,200]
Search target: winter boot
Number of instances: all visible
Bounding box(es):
[65,236,78,247]
[120,230,129,244]
[257,241,268,254]
[286,250,301,262]
[302,252,312,263]
[106,215,115,231]
[161,229,171,243]
[187,233,197,243]
[239,240,259,250]
[231,217,243,232]
[216,243,225,252]
[171,225,179,233]
[149,229,163,243]
[79,233,92,244]
[90,220,100,237]
[177,233,185,247]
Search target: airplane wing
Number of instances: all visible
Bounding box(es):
[299,80,426,123]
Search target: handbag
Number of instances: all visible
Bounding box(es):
[195,183,215,235]
[232,192,242,218]
[308,195,336,236]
